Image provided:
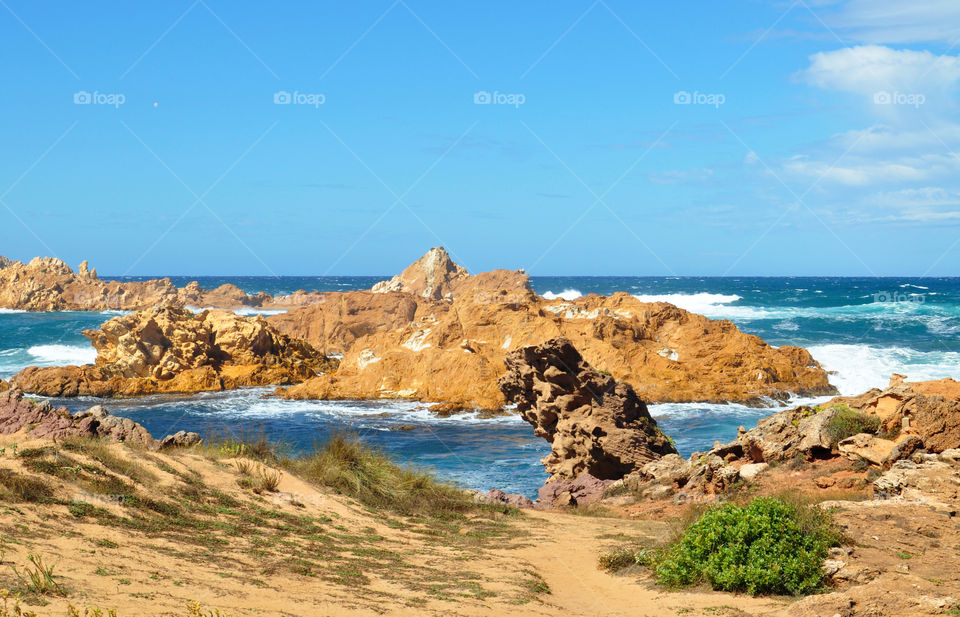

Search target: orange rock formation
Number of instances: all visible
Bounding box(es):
[0,256,321,311]
[273,248,836,409]
[11,307,336,397]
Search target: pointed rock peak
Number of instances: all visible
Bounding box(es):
[371,247,470,300]
[0,255,12,269]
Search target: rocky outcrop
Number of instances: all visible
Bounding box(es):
[611,376,960,506]
[11,307,336,397]
[828,375,960,453]
[371,247,470,300]
[499,338,676,483]
[275,249,836,409]
[0,388,198,449]
[0,256,322,311]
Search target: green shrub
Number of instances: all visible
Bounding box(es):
[654,497,840,595]
[824,406,881,448]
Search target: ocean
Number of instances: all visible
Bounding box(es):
[2,275,959,498]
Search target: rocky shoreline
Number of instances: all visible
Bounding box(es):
[2,248,836,407]
[8,306,336,397]
[1,250,959,615]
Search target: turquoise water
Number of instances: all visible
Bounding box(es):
[3,276,960,497]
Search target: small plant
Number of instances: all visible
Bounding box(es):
[233,459,253,476]
[1,589,36,617]
[598,545,660,572]
[10,553,64,596]
[654,497,841,595]
[255,466,283,493]
[823,406,881,448]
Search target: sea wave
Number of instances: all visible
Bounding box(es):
[632,292,743,317]
[0,308,27,314]
[101,388,527,427]
[808,343,960,396]
[27,344,97,366]
[634,296,960,332]
[542,289,583,301]
[184,306,289,317]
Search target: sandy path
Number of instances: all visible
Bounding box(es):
[510,511,790,617]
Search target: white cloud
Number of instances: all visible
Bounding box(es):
[782,154,957,186]
[796,45,960,96]
[827,0,960,44]
[856,187,960,223]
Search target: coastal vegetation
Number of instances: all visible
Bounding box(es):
[821,405,883,448]
[599,496,842,596]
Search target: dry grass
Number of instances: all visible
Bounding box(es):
[254,465,282,493]
[0,471,55,503]
[283,435,477,517]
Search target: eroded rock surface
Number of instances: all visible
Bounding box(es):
[11,307,336,397]
[274,249,836,409]
[0,388,197,449]
[370,246,470,300]
[498,338,676,507]
[0,256,321,311]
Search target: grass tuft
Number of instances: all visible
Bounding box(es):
[0,471,55,503]
[285,435,475,517]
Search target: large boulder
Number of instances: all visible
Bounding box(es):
[498,337,676,483]
[11,307,336,397]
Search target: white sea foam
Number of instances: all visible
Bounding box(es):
[184,305,288,317]
[542,289,582,301]
[808,343,960,396]
[233,307,288,317]
[112,387,527,427]
[650,401,770,422]
[632,292,743,317]
[27,344,96,366]
[0,308,27,314]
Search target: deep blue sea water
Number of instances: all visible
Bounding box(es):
[3,275,960,497]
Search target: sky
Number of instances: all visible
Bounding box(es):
[1,1,959,277]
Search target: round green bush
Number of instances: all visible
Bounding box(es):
[655,497,838,595]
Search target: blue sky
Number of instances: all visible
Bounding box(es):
[1,1,959,276]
